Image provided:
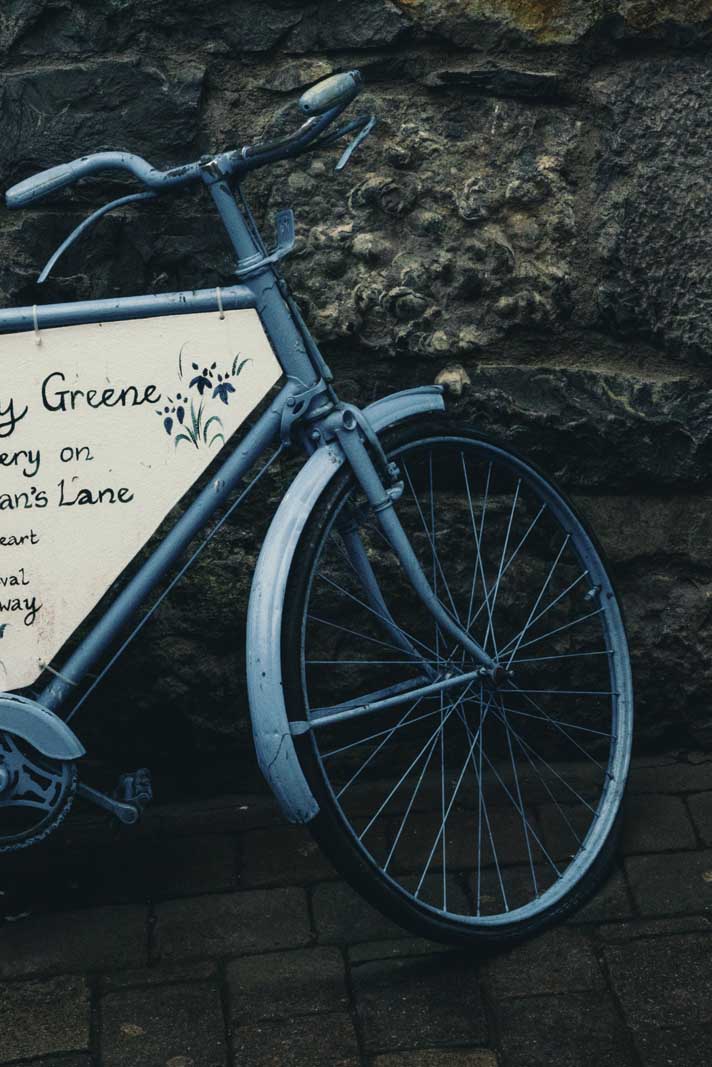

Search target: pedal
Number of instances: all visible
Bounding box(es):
[114,768,153,814]
[77,768,152,826]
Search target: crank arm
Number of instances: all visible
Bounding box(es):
[76,782,140,825]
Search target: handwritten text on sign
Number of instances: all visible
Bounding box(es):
[0,308,281,691]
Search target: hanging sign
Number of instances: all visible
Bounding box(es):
[0,307,282,692]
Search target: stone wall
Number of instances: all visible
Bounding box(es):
[2,1,712,776]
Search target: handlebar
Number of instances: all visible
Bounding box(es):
[6,151,203,209]
[5,70,365,210]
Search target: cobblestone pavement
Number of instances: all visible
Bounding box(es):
[1,753,711,1067]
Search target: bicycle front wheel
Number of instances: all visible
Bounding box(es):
[282,419,633,947]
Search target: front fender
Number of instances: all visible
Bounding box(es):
[0,693,85,760]
[246,385,445,823]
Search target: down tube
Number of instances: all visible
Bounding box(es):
[39,381,298,714]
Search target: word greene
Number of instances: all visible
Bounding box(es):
[42,372,161,413]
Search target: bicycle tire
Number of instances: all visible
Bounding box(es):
[281,417,633,948]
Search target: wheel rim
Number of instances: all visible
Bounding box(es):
[298,434,632,927]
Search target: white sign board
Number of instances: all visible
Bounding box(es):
[0,308,282,691]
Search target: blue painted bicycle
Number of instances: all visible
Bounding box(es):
[0,71,632,946]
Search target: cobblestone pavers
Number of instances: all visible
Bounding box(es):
[0,753,710,1065]
[101,982,226,1067]
[1,975,90,1061]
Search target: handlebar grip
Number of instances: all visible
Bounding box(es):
[298,70,362,116]
[5,158,98,208]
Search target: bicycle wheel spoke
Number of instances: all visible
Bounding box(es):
[510,607,605,656]
[355,698,463,835]
[402,459,460,623]
[466,502,547,635]
[505,535,571,669]
[509,689,614,697]
[498,568,589,659]
[460,696,508,913]
[335,694,427,800]
[474,721,561,878]
[503,697,539,897]
[414,685,491,899]
[307,613,428,660]
[322,706,445,759]
[507,718,585,850]
[505,682,608,771]
[384,729,441,874]
[490,711,599,814]
[487,703,614,739]
[317,573,439,661]
[483,478,520,654]
[511,650,612,664]
[307,659,441,666]
[461,455,498,655]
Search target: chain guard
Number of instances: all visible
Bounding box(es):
[0,730,77,853]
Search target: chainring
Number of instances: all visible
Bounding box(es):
[0,731,77,853]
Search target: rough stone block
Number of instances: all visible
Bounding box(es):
[604,931,712,1031]
[312,880,404,944]
[348,937,450,963]
[634,1025,712,1067]
[226,946,348,1022]
[100,959,217,993]
[153,888,311,962]
[372,1053,498,1067]
[596,915,712,944]
[624,850,712,916]
[240,826,338,887]
[0,974,90,1062]
[627,762,712,796]
[498,992,636,1067]
[101,982,226,1067]
[592,57,712,359]
[485,927,605,998]
[621,794,697,854]
[0,904,147,979]
[21,1059,92,1067]
[0,61,205,186]
[566,866,633,924]
[688,792,712,846]
[351,953,488,1052]
[231,1012,360,1066]
[52,834,238,908]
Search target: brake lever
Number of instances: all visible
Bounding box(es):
[335,114,377,171]
[37,190,157,284]
[312,114,377,171]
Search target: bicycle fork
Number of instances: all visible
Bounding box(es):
[325,407,500,696]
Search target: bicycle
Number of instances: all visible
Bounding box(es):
[0,70,633,947]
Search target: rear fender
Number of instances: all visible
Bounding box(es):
[246,385,445,823]
[0,693,85,760]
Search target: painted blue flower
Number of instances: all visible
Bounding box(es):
[159,398,186,436]
[189,362,216,395]
[213,372,235,405]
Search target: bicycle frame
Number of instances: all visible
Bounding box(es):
[0,164,494,823]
